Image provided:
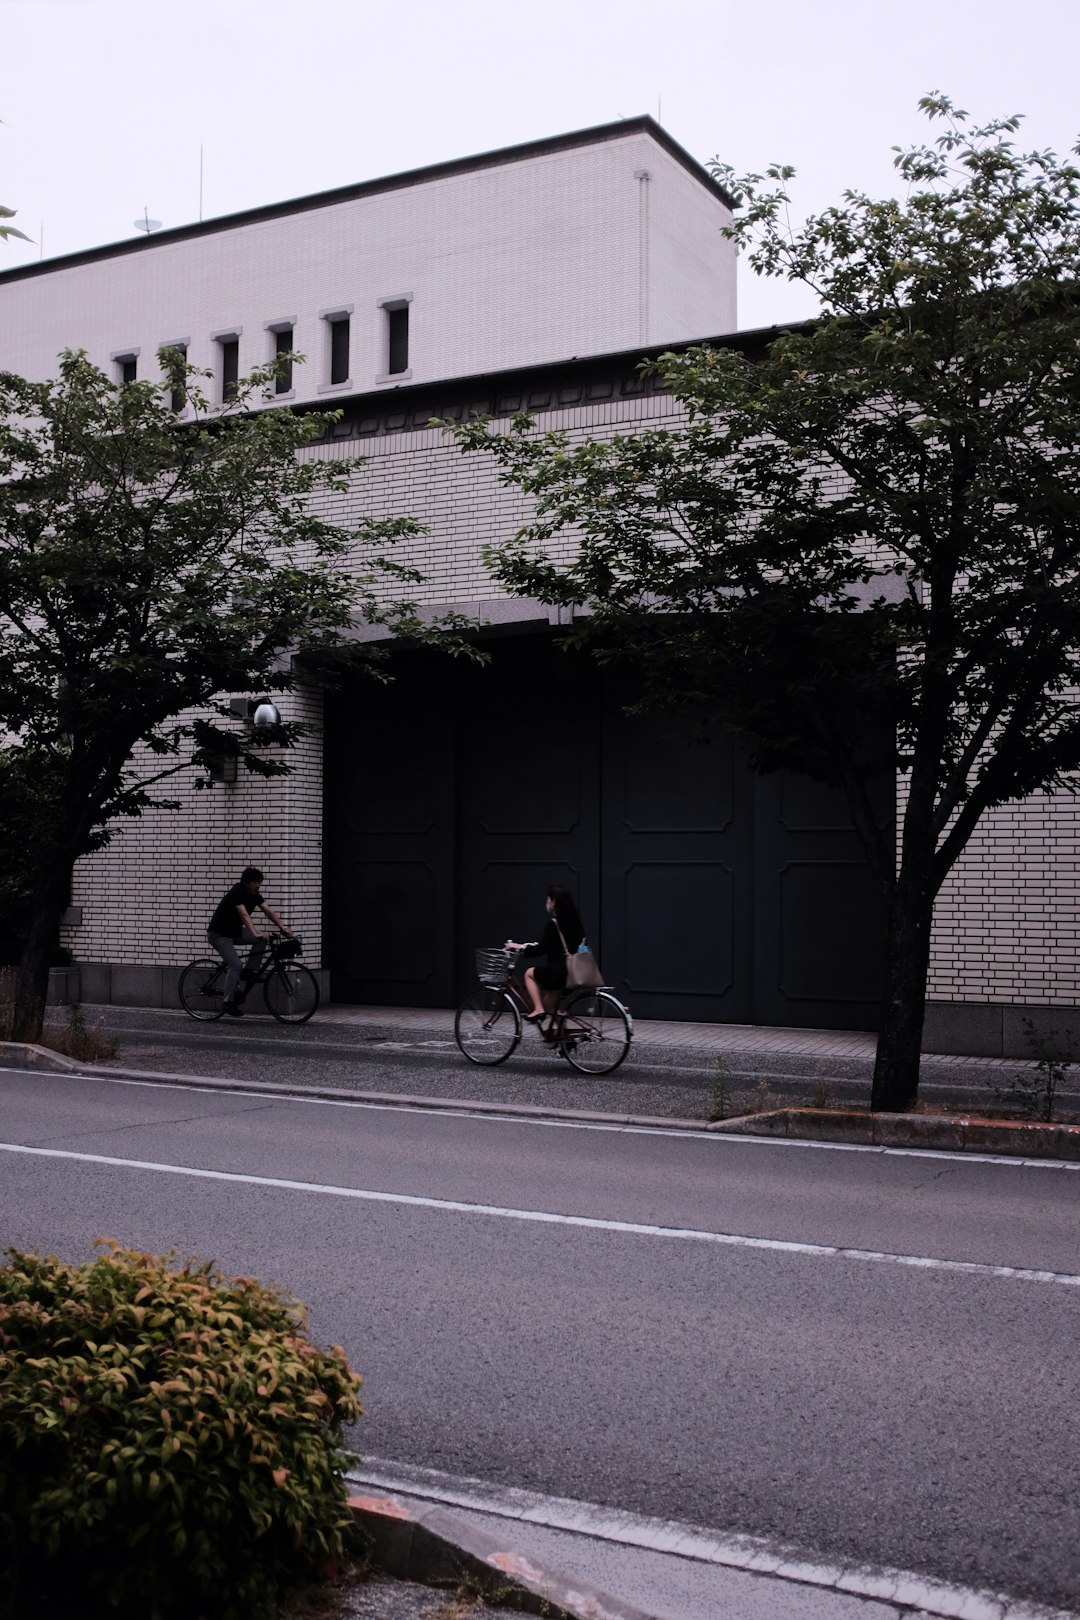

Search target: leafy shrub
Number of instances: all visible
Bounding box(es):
[0,1242,363,1620]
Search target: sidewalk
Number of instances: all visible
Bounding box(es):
[310,1002,885,1061]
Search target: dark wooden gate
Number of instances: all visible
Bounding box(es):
[324,636,891,1028]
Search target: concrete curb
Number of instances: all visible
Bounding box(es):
[709,1106,1080,1160]
[347,1491,654,1620]
[0,1047,708,1131]
[0,1042,82,1074]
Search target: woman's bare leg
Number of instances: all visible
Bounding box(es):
[524,967,545,1017]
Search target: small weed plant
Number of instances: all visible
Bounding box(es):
[706,1054,735,1121]
[808,1064,834,1110]
[43,1000,119,1063]
[0,1242,363,1620]
[743,1078,777,1116]
[988,1019,1076,1123]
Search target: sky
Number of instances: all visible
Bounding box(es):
[2,0,1080,332]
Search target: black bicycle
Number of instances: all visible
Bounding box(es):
[454,947,633,1074]
[179,934,320,1025]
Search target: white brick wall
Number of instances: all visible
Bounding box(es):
[927,788,1080,1006]
[62,686,324,968]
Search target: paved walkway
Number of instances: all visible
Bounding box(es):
[253,1001,1020,1069]
[306,1001,880,1054]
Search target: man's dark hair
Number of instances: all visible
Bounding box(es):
[241,866,264,885]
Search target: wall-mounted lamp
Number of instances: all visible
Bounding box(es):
[252,700,281,730]
[229,696,282,729]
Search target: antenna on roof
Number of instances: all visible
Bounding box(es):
[133,208,162,235]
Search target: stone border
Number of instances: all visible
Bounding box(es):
[709,1107,1080,1160]
[346,1491,652,1620]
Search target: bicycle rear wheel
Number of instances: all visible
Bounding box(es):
[455,987,521,1065]
[264,964,320,1024]
[179,957,226,1021]
[558,990,632,1075]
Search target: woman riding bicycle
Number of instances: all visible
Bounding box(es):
[505,883,585,1024]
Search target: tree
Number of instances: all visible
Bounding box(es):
[0,349,460,1043]
[448,96,1080,1111]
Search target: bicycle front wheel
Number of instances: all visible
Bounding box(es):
[179,957,226,1021]
[558,990,632,1075]
[264,964,320,1024]
[455,987,521,1066]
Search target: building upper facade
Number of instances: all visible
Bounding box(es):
[0,118,736,404]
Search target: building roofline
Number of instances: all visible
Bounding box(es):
[0,117,736,288]
[281,321,809,444]
[306,320,811,406]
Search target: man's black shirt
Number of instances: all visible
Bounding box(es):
[208,884,264,940]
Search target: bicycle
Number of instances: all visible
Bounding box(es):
[454,947,633,1074]
[179,934,320,1025]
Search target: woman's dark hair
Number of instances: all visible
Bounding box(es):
[547,883,584,939]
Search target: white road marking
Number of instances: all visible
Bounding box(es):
[0,1137,1077,1287]
[3,1066,1078,1171]
[348,1458,1078,1620]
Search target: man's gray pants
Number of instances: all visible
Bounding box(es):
[207,929,267,1001]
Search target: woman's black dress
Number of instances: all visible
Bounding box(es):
[520,915,585,991]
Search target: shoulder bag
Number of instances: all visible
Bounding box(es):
[554,919,604,989]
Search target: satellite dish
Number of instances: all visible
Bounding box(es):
[133,209,162,235]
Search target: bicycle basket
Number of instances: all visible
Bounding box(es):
[275,936,302,959]
[475,947,512,986]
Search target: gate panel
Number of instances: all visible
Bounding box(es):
[456,641,601,997]
[323,636,892,1027]
[601,700,755,1021]
[323,655,456,1005]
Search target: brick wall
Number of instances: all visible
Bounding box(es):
[61,687,324,969]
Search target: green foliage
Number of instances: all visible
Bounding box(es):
[0,348,435,817]
[449,96,1080,1111]
[0,1242,362,1619]
[0,347,479,1037]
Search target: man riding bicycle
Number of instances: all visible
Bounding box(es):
[207,866,294,1017]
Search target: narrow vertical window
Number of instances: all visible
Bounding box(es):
[376,294,412,382]
[113,350,139,386]
[275,327,293,394]
[387,305,409,375]
[330,317,350,386]
[220,337,239,402]
[318,307,353,391]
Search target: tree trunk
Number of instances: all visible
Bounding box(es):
[871,864,937,1112]
[10,868,70,1045]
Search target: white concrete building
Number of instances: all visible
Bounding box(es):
[1,118,1076,1056]
[0,118,735,399]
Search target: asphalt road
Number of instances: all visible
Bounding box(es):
[2,1066,1079,1612]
